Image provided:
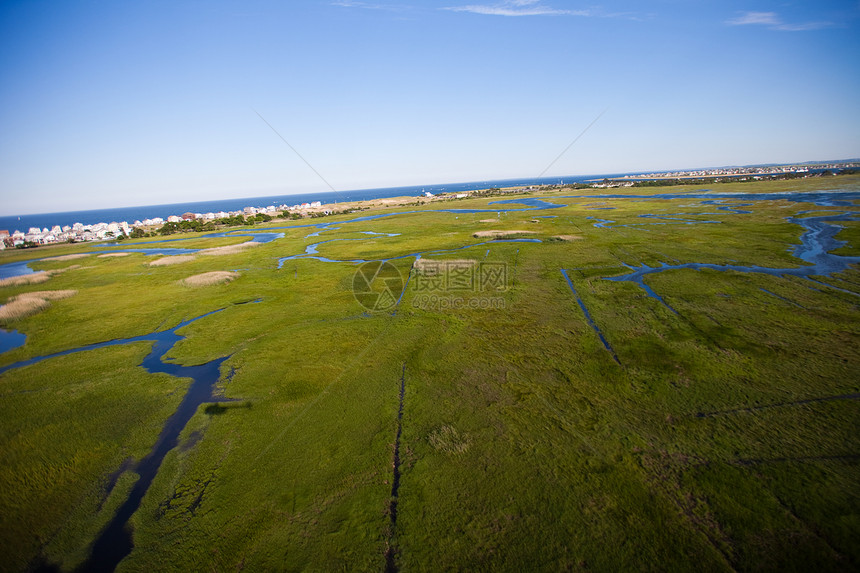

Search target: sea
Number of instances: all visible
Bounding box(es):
[3,167,845,232]
[0,175,607,232]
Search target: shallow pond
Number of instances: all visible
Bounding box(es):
[0,328,26,354]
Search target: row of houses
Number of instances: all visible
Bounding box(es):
[0,220,133,249]
[1,199,333,250]
[165,202,301,223]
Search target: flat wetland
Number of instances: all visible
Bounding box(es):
[1,176,858,571]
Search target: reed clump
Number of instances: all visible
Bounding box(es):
[181,271,238,287]
[0,290,77,320]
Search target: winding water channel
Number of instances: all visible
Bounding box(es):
[604,212,860,306]
[0,309,237,572]
[2,190,856,359]
[1,188,857,570]
[557,191,858,358]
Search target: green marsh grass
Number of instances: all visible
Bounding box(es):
[0,176,857,571]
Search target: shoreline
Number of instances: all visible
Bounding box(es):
[5,160,856,233]
[3,170,859,253]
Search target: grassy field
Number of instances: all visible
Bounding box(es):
[1,176,858,572]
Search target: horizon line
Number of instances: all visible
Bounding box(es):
[2,158,857,219]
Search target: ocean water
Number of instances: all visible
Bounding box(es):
[0,175,605,233]
[7,167,841,233]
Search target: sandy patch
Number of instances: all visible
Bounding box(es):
[0,265,79,288]
[98,252,131,258]
[478,219,498,223]
[0,297,49,320]
[472,230,537,238]
[197,242,261,256]
[149,255,196,267]
[374,197,412,206]
[14,290,77,301]
[553,235,583,241]
[0,290,77,321]
[181,271,239,287]
[42,254,91,261]
[0,272,52,288]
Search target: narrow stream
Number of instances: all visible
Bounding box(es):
[0,309,235,572]
[276,238,541,268]
[0,188,853,570]
[603,213,860,299]
[3,190,855,282]
[384,363,407,573]
[759,288,805,308]
[559,270,621,365]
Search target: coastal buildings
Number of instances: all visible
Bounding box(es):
[7,162,853,248]
[613,162,857,181]
[3,202,287,246]
[6,196,347,246]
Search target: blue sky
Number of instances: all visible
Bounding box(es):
[1,0,859,214]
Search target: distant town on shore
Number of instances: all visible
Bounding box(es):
[594,160,859,182]
[2,160,857,250]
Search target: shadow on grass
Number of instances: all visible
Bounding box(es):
[204,401,252,415]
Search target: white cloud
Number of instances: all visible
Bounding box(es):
[727,11,832,31]
[444,1,589,17]
[727,11,780,26]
